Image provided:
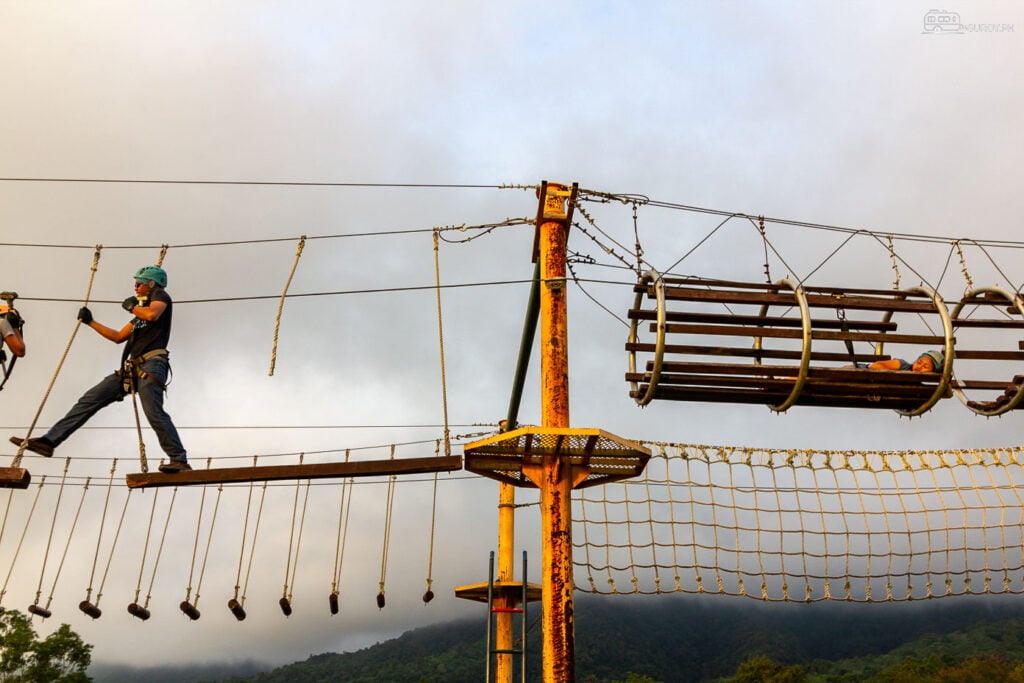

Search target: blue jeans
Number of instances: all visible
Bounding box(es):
[44,357,187,462]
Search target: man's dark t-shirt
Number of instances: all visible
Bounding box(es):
[127,288,172,358]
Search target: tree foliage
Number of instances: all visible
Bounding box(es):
[0,609,92,682]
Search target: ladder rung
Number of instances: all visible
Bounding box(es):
[491,607,524,613]
[491,648,522,655]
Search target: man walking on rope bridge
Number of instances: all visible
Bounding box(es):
[9,266,191,473]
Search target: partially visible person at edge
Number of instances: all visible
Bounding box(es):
[0,304,25,359]
[9,266,190,473]
[859,349,945,373]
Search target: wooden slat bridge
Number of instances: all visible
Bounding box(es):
[126,455,462,489]
[627,273,1024,416]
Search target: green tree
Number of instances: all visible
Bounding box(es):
[728,655,806,683]
[0,608,92,682]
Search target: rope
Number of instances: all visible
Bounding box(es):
[127,370,149,473]
[233,458,258,603]
[759,216,771,283]
[268,235,306,376]
[193,483,224,610]
[31,458,71,611]
[432,231,451,458]
[0,476,45,606]
[331,450,353,598]
[239,479,269,609]
[13,246,102,468]
[140,486,177,609]
[423,440,440,601]
[84,461,117,604]
[954,239,975,294]
[183,462,212,605]
[94,486,132,610]
[281,454,305,603]
[285,480,311,607]
[132,488,161,606]
[155,244,168,267]
[887,235,901,289]
[377,445,397,609]
[41,473,91,612]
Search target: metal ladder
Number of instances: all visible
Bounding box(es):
[485,550,528,683]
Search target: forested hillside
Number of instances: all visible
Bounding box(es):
[210,595,1024,682]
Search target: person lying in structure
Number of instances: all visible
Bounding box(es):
[857,349,944,373]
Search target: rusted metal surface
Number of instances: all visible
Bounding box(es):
[538,183,574,682]
[126,455,462,489]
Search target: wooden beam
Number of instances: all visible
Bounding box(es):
[0,467,30,490]
[126,455,462,489]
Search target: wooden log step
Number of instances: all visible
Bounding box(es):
[0,467,30,490]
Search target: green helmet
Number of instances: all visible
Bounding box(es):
[134,266,167,287]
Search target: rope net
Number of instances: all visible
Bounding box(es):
[574,441,1024,602]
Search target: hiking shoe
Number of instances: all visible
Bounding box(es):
[9,436,54,457]
[158,460,192,474]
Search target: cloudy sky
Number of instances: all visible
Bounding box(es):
[1,0,1023,670]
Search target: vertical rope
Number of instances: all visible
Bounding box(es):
[95,487,132,609]
[331,450,353,596]
[240,480,269,608]
[132,489,161,605]
[423,440,440,601]
[285,480,311,606]
[127,371,148,473]
[282,454,304,602]
[268,235,306,376]
[184,476,211,605]
[193,483,224,610]
[142,486,178,609]
[954,239,975,294]
[85,460,117,603]
[43,474,91,611]
[13,246,102,468]
[0,476,45,606]
[886,235,901,290]
[233,458,258,603]
[32,458,71,609]
[377,445,397,608]
[432,230,451,457]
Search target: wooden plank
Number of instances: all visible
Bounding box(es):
[635,385,926,409]
[656,276,923,299]
[952,319,1024,329]
[126,455,463,489]
[658,322,944,346]
[654,286,936,313]
[952,350,1024,360]
[627,308,899,331]
[626,341,888,363]
[0,467,30,490]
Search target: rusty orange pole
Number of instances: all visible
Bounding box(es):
[537,182,574,681]
[494,481,516,683]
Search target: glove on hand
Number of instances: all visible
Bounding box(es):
[78,307,93,325]
[122,296,139,312]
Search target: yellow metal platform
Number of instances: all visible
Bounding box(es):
[463,426,650,489]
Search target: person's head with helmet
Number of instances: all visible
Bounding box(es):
[912,349,944,373]
[132,265,167,302]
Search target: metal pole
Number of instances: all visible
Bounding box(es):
[536,182,574,681]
